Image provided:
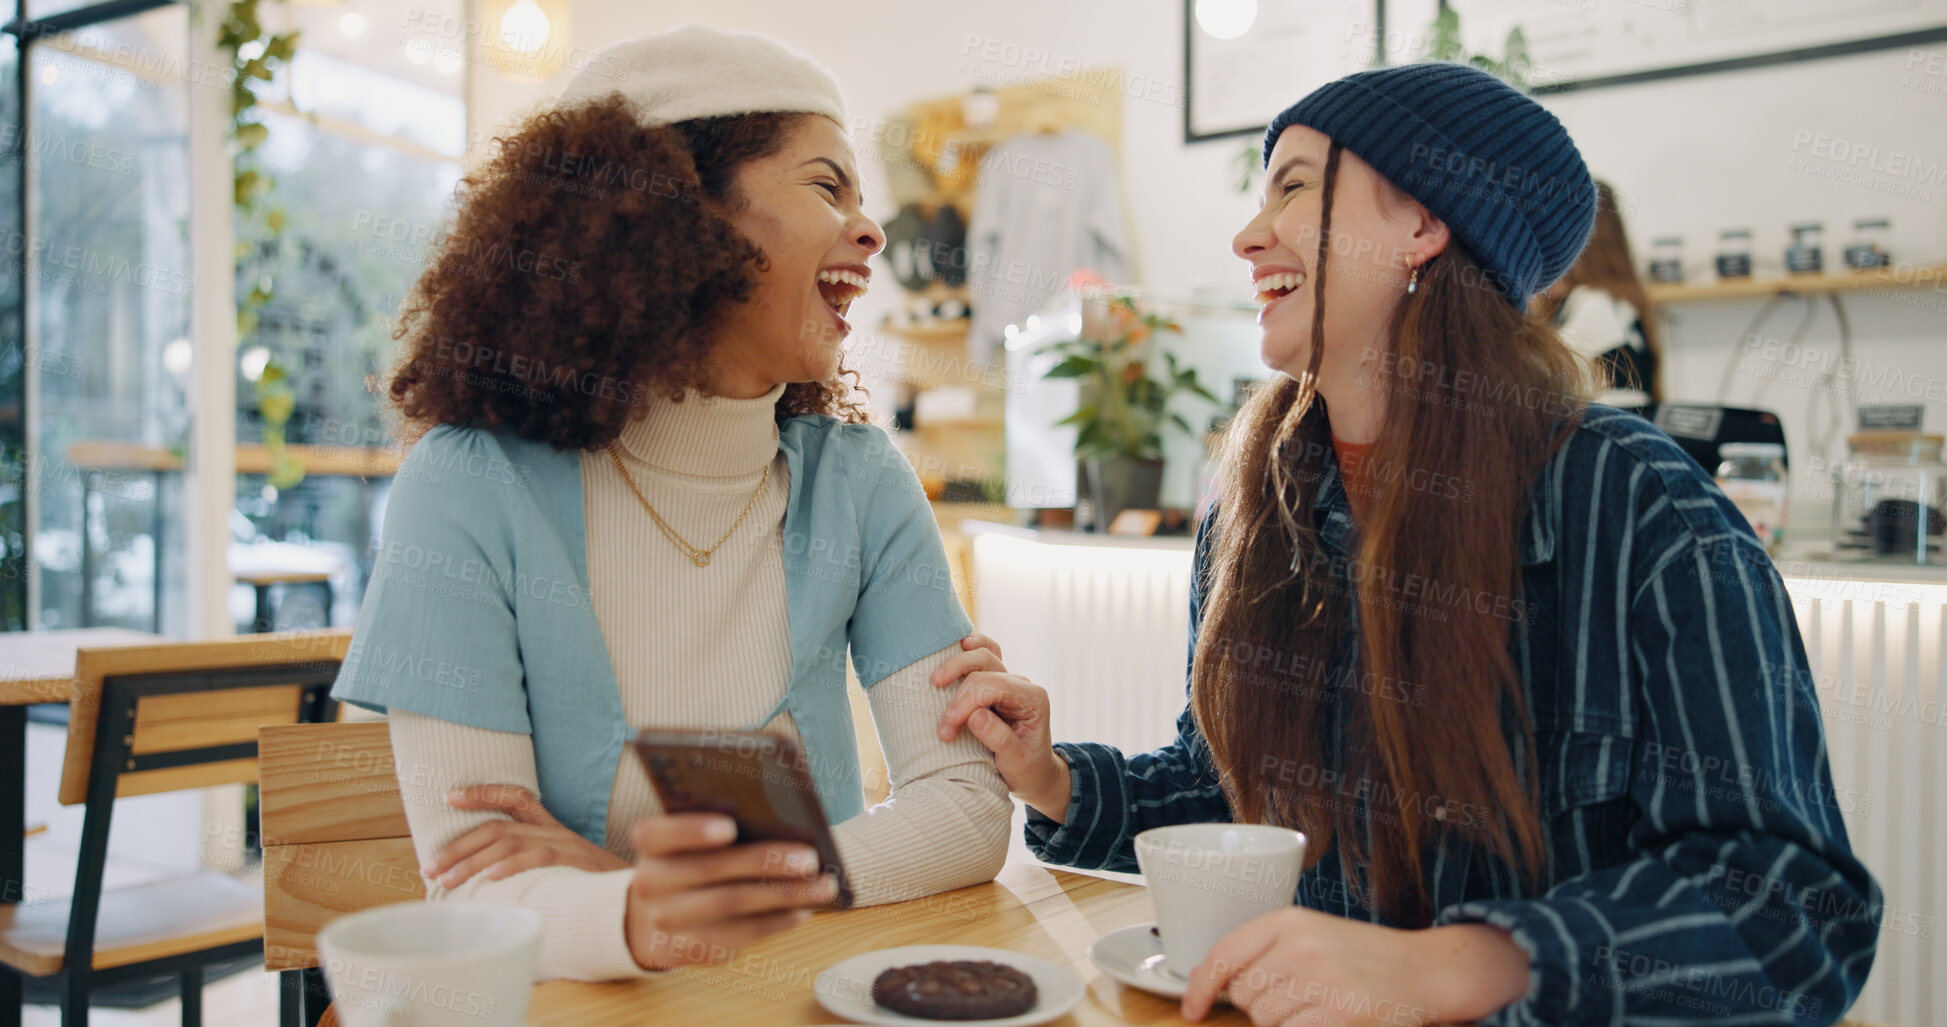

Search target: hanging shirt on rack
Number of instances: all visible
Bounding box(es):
[964,129,1129,366]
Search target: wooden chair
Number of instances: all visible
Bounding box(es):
[0,630,350,1027]
[258,721,423,1027]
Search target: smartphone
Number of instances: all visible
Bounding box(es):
[630,728,853,909]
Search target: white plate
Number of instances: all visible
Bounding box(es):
[1087,923,1193,999]
[815,944,1083,1026]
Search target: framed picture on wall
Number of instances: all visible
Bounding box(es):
[1381,0,1947,94]
[1183,0,1383,143]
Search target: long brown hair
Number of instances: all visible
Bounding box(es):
[384,100,868,450]
[1191,142,1590,924]
[1532,181,1661,401]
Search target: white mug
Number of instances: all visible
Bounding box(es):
[318,902,542,1027]
[1134,824,1306,978]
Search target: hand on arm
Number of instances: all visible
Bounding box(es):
[832,642,1013,906]
[931,633,1072,821]
[933,632,1230,872]
[425,785,627,888]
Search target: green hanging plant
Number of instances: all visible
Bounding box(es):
[253,363,304,490]
[217,0,305,489]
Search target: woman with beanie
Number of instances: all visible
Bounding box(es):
[332,26,1011,979]
[934,63,1879,1025]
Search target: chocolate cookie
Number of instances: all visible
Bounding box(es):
[872,959,1038,1020]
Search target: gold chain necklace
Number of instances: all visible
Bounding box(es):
[605,443,770,568]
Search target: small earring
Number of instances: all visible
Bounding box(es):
[1406,262,1421,295]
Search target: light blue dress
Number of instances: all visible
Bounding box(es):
[330,416,973,844]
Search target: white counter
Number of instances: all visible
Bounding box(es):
[959,518,1197,551]
[961,518,1947,590]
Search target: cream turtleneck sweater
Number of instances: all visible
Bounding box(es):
[387,383,1011,979]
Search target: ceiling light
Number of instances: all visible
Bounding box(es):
[162,339,192,376]
[499,0,550,53]
[1195,0,1257,40]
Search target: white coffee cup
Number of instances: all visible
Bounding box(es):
[1134,824,1306,978]
[318,902,542,1027]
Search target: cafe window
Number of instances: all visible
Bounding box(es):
[3,0,463,634]
[0,30,22,631]
[24,4,191,632]
[229,3,462,632]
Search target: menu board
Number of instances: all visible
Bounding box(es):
[1185,0,1381,141]
[1384,0,1947,90]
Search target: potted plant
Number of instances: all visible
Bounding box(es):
[1042,293,1218,531]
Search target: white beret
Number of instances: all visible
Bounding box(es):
[555,24,847,129]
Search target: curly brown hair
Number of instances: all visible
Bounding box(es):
[384,99,870,450]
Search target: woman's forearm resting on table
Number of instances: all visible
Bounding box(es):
[835,645,1013,905]
[386,644,1011,977]
[387,710,655,981]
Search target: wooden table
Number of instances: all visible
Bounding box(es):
[0,628,160,1027]
[524,861,1906,1026]
[527,862,1245,1025]
[0,628,160,707]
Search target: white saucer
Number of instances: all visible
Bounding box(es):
[815,944,1083,1026]
[1086,923,1196,998]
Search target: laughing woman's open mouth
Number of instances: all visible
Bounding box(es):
[816,264,869,331]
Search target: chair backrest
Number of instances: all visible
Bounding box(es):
[57,629,354,806]
[258,721,424,972]
[43,629,353,979]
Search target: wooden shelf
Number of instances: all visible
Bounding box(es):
[878,321,971,344]
[912,417,1004,430]
[1646,263,1947,303]
[66,440,401,477]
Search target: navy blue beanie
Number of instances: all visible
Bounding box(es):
[1263,62,1595,308]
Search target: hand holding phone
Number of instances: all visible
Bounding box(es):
[631,729,854,909]
[618,812,836,971]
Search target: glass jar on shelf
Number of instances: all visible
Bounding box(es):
[1716,443,1789,554]
[1647,236,1684,283]
[1844,217,1890,270]
[1829,433,1947,565]
[1785,222,1824,275]
[1715,228,1752,280]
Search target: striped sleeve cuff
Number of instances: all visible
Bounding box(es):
[1024,742,1138,872]
[1434,898,1606,1026]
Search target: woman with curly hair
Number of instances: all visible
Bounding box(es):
[331,26,1010,979]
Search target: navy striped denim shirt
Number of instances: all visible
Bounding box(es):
[1026,405,1881,1025]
